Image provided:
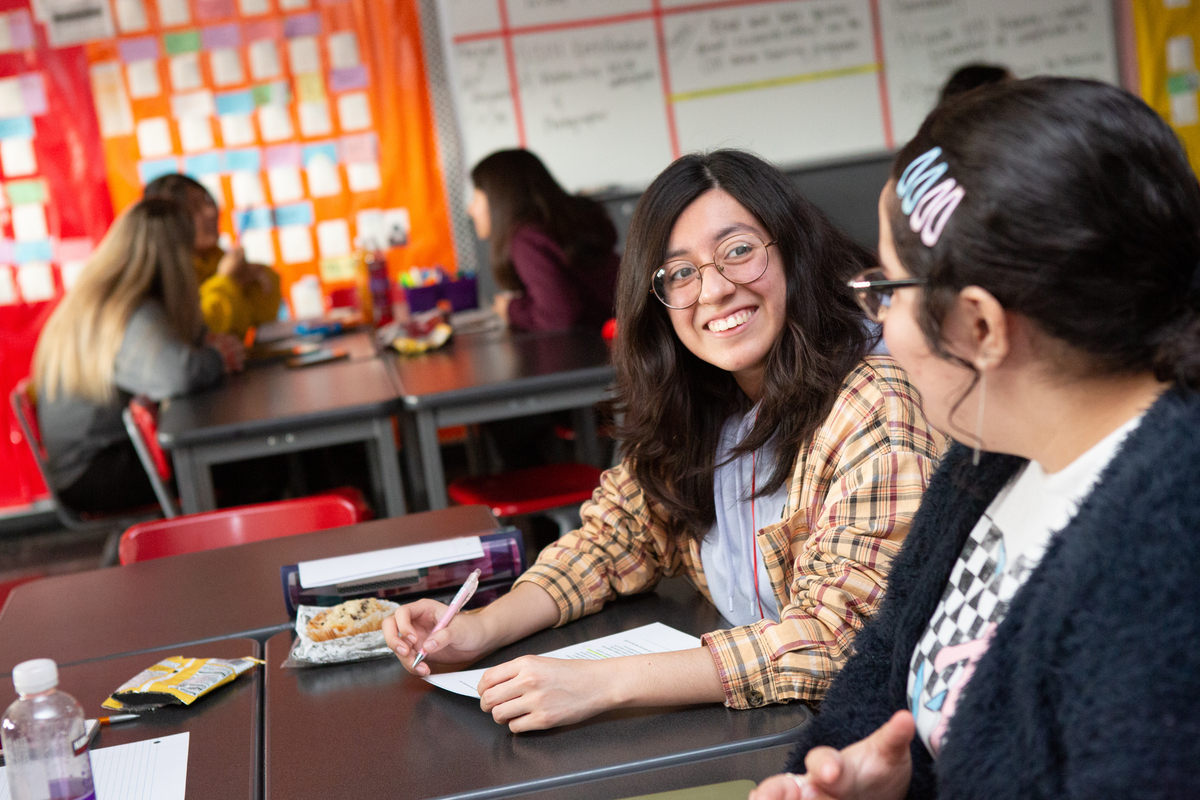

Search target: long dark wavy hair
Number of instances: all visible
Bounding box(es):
[613,150,878,542]
[890,77,1200,399]
[471,149,617,292]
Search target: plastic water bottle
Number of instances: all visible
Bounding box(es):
[1,659,96,800]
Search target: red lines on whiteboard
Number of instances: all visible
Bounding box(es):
[496,0,527,148]
[868,0,894,149]
[652,0,682,159]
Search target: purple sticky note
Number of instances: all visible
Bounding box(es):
[0,238,13,263]
[329,66,367,92]
[264,142,302,169]
[202,23,241,50]
[7,11,33,50]
[339,132,377,164]
[119,36,160,63]
[18,74,46,117]
[195,0,235,22]
[283,13,321,39]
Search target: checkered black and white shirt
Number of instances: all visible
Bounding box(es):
[906,415,1142,757]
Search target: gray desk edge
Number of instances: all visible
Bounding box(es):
[395,366,616,411]
[157,397,404,448]
[429,708,811,800]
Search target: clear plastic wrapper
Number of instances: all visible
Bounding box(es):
[281,601,400,668]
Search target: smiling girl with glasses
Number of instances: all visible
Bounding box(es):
[384,149,941,730]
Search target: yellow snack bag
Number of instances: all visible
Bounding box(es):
[101,656,263,711]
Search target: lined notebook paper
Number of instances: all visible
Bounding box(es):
[0,731,188,800]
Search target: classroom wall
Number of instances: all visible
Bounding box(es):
[467,1,1138,299]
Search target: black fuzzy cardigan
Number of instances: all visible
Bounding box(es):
[787,388,1200,798]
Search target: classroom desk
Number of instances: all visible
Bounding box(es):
[0,505,498,676]
[515,745,791,800]
[157,350,406,516]
[47,638,261,800]
[386,327,615,510]
[262,577,812,800]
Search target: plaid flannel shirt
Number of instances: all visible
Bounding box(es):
[514,355,942,709]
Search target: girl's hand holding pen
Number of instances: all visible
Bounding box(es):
[382,599,493,676]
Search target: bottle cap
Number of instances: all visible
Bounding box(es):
[12,658,58,695]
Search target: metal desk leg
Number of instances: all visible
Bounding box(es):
[401,414,427,509]
[369,417,406,517]
[570,407,601,467]
[415,410,448,510]
[172,446,216,515]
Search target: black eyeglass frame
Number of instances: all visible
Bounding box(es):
[847,271,926,322]
[650,236,777,309]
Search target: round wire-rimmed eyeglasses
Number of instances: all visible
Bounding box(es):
[651,234,777,309]
[847,268,926,323]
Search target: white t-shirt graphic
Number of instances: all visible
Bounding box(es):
[907,416,1142,756]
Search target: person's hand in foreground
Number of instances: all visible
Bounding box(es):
[205,331,245,373]
[750,710,915,800]
[477,655,618,732]
[382,598,495,674]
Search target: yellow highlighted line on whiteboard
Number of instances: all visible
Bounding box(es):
[669,63,880,103]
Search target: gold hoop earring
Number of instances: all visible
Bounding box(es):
[972,369,987,466]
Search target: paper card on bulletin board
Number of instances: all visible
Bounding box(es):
[84,0,458,310]
[1132,1,1200,176]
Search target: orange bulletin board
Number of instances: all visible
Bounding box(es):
[1132,1,1200,175]
[84,0,458,308]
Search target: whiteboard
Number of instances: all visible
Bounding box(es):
[438,0,1119,193]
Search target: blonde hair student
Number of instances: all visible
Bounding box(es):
[33,197,243,513]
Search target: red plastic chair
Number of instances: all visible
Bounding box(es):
[118,493,366,565]
[123,395,178,517]
[447,463,602,518]
[10,379,159,539]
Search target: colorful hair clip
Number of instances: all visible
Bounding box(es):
[896,146,964,247]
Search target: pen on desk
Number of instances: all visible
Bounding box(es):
[411,569,481,669]
[96,714,140,726]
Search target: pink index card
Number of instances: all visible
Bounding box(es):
[202,23,241,49]
[8,11,33,49]
[18,74,46,116]
[195,0,235,21]
[264,142,302,169]
[338,132,377,164]
[242,19,282,41]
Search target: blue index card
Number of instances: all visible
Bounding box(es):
[273,201,313,227]
[225,148,262,172]
[13,240,53,264]
[138,158,181,184]
[234,207,273,232]
[301,142,338,167]
[0,116,34,140]
[184,152,224,176]
[215,90,255,116]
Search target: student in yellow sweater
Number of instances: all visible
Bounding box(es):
[144,174,281,338]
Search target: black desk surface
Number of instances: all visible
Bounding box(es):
[157,353,399,448]
[24,638,262,800]
[515,745,790,800]
[386,328,614,409]
[0,505,498,676]
[263,578,811,800]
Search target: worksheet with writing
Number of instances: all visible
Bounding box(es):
[0,731,188,800]
[424,623,702,699]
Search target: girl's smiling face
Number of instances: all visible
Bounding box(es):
[664,188,787,401]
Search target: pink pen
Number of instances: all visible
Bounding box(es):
[411,569,481,668]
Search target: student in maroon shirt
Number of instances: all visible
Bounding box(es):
[467,149,620,331]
